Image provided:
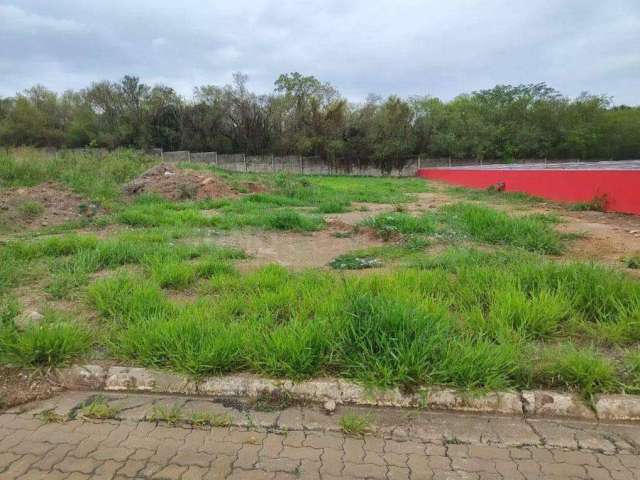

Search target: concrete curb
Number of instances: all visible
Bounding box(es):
[56,365,640,422]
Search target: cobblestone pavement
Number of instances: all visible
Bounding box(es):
[1,392,639,479]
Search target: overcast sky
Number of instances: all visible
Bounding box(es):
[1,0,639,104]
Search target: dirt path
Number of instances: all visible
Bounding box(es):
[2,391,639,479]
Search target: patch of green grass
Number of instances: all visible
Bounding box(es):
[0,148,158,205]
[80,248,640,396]
[149,403,184,425]
[0,314,91,367]
[625,255,640,269]
[446,186,541,204]
[315,200,350,214]
[623,350,640,393]
[570,195,607,212]
[149,260,198,289]
[81,396,120,420]
[334,290,452,389]
[117,196,324,232]
[439,203,564,254]
[531,344,618,398]
[340,412,371,436]
[363,212,436,240]
[0,296,20,326]
[259,209,324,231]
[17,200,44,220]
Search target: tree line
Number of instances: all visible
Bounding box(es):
[1,72,639,167]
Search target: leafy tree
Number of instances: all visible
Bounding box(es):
[1,74,639,167]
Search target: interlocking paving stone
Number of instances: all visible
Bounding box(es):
[0,391,639,479]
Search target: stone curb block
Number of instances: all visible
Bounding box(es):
[522,390,596,420]
[104,366,197,394]
[56,364,107,390]
[55,365,640,421]
[595,394,640,421]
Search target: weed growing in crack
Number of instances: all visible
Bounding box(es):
[80,396,120,420]
[188,411,232,428]
[340,412,371,436]
[38,409,65,424]
[149,404,184,425]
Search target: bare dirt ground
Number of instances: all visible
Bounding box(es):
[214,223,385,270]
[0,367,62,410]
[423,184,640,268]
[0,182,96,232]
[210,186,640,272]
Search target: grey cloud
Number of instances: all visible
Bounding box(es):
[0,0,638,104]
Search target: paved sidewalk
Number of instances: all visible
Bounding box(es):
[0,392,639,479]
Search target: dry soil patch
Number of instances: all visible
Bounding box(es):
[0,182,96,232]
[213,228,385,270]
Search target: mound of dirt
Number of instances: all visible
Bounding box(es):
[124,163,237,201]
[0,182,98,231]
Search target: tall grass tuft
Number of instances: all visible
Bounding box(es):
[440,203,564,254]
[0,316,91,367]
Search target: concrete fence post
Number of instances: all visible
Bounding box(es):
[214,152,218,166]
[187,151,191,163]
[418,156,421,170]
[243,153,247,172]
[448,156,452,167]
[300,156,303,174]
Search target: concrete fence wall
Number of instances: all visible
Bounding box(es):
[15,147,621,178]
[160,151,600,177]
[160,151,430,177]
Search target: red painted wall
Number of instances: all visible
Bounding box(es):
[417,168,640,215]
